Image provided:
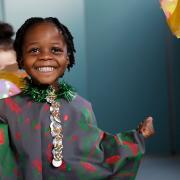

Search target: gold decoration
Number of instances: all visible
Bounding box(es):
[46,86,63,167]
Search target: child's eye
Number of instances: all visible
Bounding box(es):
[51,47,63,54]
[28,48,40,54]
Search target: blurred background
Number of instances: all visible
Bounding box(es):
[0,0,180,179]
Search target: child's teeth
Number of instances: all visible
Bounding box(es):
[38,67,54,72]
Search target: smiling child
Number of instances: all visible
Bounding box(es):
[0,17,154,180]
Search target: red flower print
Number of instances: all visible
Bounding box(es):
[105,155,121,164]
[80,162,97,172]
[34,123,41,130]
[15,132,21,140]
[44,104,49,111]
[0,129,4,145]
[72,135,78,141]
[123,141,138,156]
[32,159,42,173]
[64,114,69,121]
[5,98,21,114]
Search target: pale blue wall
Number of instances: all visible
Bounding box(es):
[0,0,4,20]
[85,0,172,154]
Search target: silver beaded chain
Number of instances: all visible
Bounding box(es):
[46,87,63,167]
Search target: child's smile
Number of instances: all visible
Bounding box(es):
[35,67,55,72]
[22,22,69,85]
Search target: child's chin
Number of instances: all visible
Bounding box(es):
[32,79,57,86]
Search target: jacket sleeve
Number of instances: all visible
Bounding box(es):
[0,123,19,179]
[79,105,145,180]
[99,129,145,179]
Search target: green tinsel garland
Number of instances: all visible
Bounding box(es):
[21,78,76,103]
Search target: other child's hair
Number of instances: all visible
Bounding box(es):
[0,21,14,50]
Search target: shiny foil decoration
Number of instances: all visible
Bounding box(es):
[0,79,21,99]
[22,78,76,103]
[0,71,26,99]
[160,0,180,38]
[46,87,63,167]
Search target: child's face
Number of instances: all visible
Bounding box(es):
[22,22,69,85]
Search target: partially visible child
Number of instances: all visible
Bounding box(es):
[0,17,154,180]
[0,22,26,99]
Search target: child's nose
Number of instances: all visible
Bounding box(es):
[39,50,53,61]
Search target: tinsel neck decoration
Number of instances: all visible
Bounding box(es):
[21,78,76,102]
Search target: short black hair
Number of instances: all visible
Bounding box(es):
[14,17,76,70]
